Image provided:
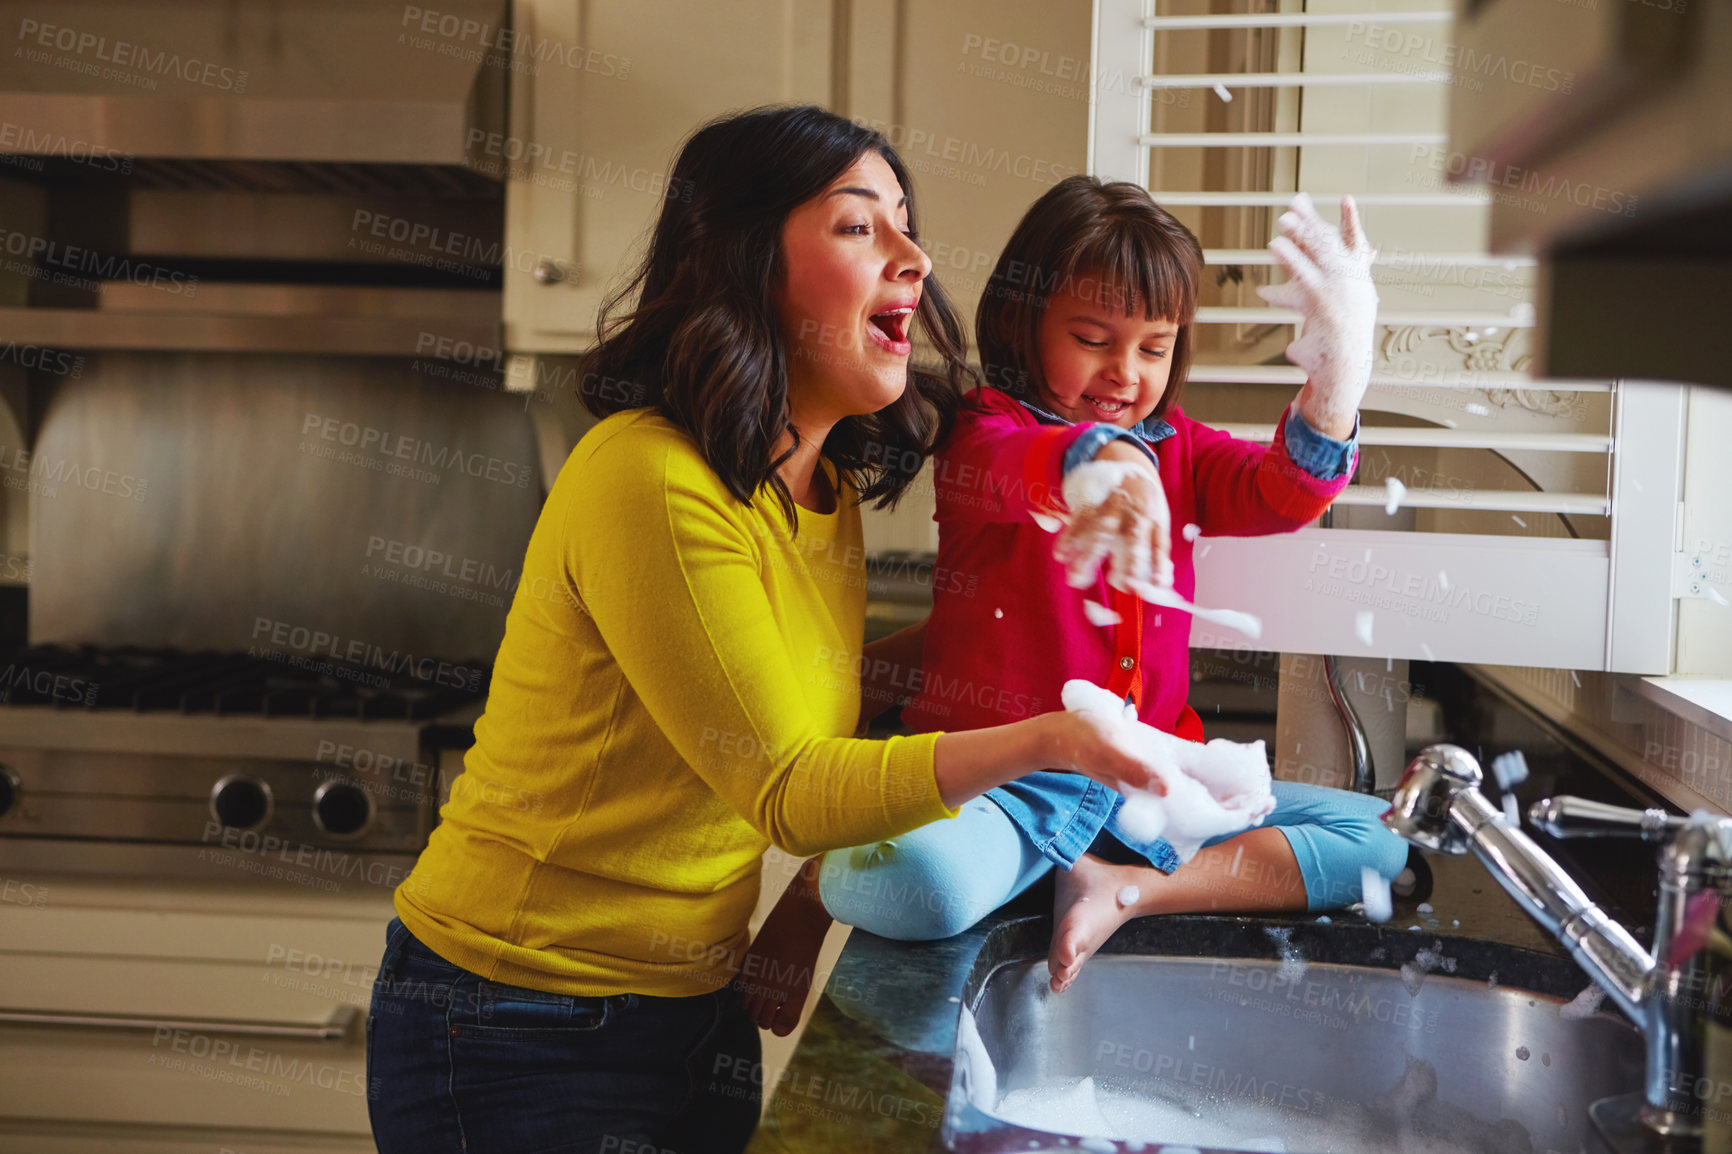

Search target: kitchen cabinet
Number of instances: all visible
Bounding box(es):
[0,875,390,1151]
[500,0,1095,554]
[502,0,835,351]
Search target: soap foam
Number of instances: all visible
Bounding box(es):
[1490,750,1529,791]
[1130,579,1262,640]
[1063,679,1276,862]
[1361,866,1393,923]
[1559,983,1606,1020]
[1384,478,1406,515]
[1083,600,1123,627]
[1354,611,1375,646]
[986,1066,1527,1154]
[954,1005,997,1110]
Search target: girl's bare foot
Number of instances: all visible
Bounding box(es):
[739,857,834,1036]
[1047,853,1161,994]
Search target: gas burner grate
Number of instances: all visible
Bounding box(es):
[0,645,487,720]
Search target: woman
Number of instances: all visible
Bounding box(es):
[365,105,1167,1154]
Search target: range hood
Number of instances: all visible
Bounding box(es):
[0,1,511,356]
[0,0,506,166]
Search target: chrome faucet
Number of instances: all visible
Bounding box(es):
[1384,744,1732,1154]
[1323,653,1376,795]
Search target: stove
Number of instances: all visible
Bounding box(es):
[0,645,485,885]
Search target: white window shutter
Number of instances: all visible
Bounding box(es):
[1090,0,1685,675]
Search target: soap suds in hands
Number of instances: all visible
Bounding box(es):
[1063,679,1275,862]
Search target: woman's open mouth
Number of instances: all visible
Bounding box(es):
[865,306,914,355]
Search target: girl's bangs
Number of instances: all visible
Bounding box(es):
[1071,228,1199,324]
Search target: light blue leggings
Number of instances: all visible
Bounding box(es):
[817,781,1409,941]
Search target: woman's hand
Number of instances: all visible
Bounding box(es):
[932,707,1168,811]
[1043,708,1170,799]
[1052,440,1174,593]
[1256,193,1378,440]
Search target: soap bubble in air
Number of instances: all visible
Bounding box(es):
[1083,600,1122,627]
[1491,750,1529,791]
[1354,611,1374,646]
[1383,478,1406,515]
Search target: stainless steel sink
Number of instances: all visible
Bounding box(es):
[943,925,1644,1154]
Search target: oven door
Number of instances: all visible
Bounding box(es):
[0,871,389,1150]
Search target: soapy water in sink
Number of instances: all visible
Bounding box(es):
[1263,927,1307,986]
[1559,983,1605,1019]
[1399,942,1458,996]
[984,1057,1537,1154]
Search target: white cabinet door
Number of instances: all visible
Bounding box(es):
[503,0,834,351]
[0,877,391,1144]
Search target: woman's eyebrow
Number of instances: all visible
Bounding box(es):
[825,186,909,208]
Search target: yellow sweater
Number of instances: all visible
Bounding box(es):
[394,409,955,997]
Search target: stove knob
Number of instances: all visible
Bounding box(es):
[210,774,273,831]
[312,781,374,839]
[0,765,18,817]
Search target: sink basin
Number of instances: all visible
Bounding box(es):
[943,919,1643,1154]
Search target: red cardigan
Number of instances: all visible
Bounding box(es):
[901,385,1355,741]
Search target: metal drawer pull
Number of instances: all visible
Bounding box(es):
[0,1003,359,1041]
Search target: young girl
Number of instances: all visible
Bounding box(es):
[743,177,1409,1036]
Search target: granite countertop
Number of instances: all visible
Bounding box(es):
[743,851,1638,1153]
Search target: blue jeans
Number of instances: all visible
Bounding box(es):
[818,781,1409,939]
[367,917,762,1154]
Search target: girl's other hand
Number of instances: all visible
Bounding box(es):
[1043,708,1169,799]
[1256,193,1378,439]
[1052,440,1174,593]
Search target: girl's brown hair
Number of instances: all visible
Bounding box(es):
[976,175,1204,420]
[580,105,971,527]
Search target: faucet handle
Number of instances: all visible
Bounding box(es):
[1529,796,1684,841]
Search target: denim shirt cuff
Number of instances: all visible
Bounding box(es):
[1283,407,1359,481]
[1062,424,1158,475]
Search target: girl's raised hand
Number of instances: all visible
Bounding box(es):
[1051,440,1175,594]
[1256,194,1379,438]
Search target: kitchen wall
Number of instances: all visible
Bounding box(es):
[1474,663,1732,815]
[850,0,1094,554]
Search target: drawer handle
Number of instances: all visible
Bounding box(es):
[0,1003,359,1041]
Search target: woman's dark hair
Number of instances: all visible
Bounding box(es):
[975,175,1204,420]
[579,104,971,525]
